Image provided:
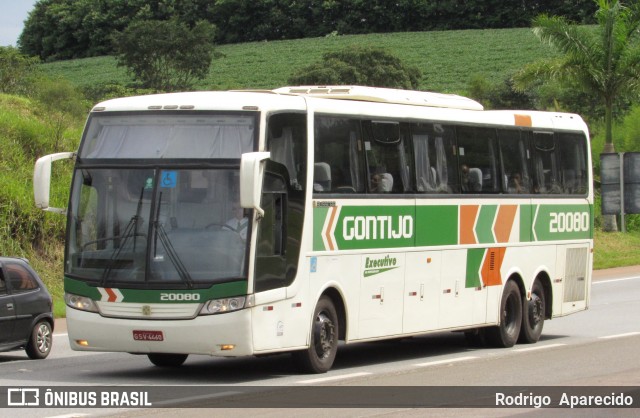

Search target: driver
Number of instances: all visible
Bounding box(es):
[223,203,248,240]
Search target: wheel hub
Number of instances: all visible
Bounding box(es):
[314,312,335,359]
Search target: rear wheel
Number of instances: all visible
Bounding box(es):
[486,280,522,348]
[147,353,188,367]
[519,280,545,344]
[26,320,52,360]
[292,296,339,373]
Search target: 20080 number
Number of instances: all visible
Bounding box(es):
[160,293,201,301]
[549,212,589,233]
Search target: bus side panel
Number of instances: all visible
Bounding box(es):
[358,252,405,339]
[438,249,487,329]
[403,251,441,333]
[251,286,311,352]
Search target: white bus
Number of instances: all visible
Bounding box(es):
[34,86,593,373]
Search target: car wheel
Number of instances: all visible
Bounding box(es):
[26,320,53,360]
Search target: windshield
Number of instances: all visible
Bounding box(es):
[67,167,249,287]
[79,113,255,159]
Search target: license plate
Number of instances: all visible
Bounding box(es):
[133,330,164,341]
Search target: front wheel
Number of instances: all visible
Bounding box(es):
[486,280,522,348]
[292,296,339,373]
[26,320,53,359]
[519,280,546,344]
[147,353,188,367]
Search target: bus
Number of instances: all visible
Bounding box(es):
[34,86,593,373]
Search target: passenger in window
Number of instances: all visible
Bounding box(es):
[460,164,470,191]
[371,171,393,192]
[508,172,526,194]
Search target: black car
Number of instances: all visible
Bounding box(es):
[0,257,53,359]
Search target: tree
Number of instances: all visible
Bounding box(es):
[112,19,216,92]
[0,47,41,95]
[33,78,88,153]
[515,0,640,232]
[515,0,640,154]
[288,45,422,89]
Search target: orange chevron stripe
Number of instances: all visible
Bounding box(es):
[325,206,338,251]
[481,247,505,286]
[494,205,517,243]
[460,205,479,245]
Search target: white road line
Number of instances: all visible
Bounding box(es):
[297,371,371,384]
[599,332,640,339]
[53,333,68,337]
[593,276,640,284]
[152,391,242,406]
[44,414,91,418]
[513,343,566,352]
[414,356,477,367]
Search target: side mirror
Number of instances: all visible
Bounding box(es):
[240,152,270,217]
[33,152,75,214]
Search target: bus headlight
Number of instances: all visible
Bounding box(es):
[200,297,246,315]
[64,293,99,313]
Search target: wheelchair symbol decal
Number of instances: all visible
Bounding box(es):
[161,171,177,188]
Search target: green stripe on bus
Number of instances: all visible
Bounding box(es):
[333,205,416,250]
[64,277,248,302]
[476,205,497,244]
[313,206,329,251]
[465,248,485,288]
[533,204,591,241]
[64,277,102,300]
[415,205,459,246]
[313,202,591,251]
[519,204,533,242]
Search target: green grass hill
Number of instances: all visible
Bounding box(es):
[41,28,555,93]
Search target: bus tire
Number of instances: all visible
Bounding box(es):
[519,280,545,344]
[293,296,338,373]
[147,353,188,367]
[486,280,522,348]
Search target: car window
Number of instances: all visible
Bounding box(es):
[6,264,39,293]
[0,269,6,295]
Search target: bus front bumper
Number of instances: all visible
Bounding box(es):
[65,307,253,357]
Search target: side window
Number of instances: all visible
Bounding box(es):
[531,132,561,194]
[557,133,588,194]
[457,126,499,193]
[267,113,307,191]
[364,121,414,193]
[6,263,39,293]
[314,117,365,193]
[498,129,531,194]
[412,123,458,193]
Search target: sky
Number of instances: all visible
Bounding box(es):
[0,1,38,47]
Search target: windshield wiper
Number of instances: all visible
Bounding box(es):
[152,193,194,288]
[100,186,146,286]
